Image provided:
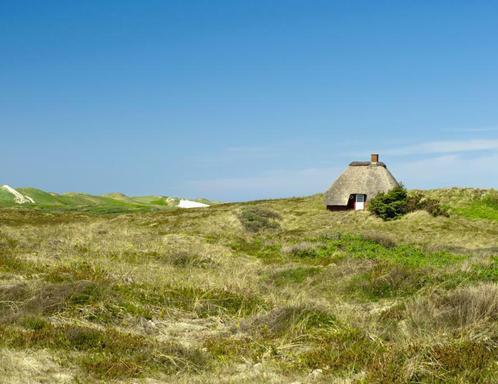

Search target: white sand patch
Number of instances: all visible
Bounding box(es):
[178,199,209,208]
[1,185,35,204]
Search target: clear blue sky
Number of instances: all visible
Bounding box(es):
[2,1,498,201]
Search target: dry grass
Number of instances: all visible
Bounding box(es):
[0,191,497,383]
[0,349,75,384]
[406,283,498,331]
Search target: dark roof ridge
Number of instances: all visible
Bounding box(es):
[349,161,387,168]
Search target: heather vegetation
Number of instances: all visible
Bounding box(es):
[0,188,497,383]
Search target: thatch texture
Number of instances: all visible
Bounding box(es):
[324,162,399,206]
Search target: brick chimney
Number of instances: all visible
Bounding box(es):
[371,153,379,164]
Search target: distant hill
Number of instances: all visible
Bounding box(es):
[0,185,216,213]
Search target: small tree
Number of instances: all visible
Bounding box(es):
[368,185,407,220]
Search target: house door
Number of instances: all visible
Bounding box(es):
[355,194,365,210]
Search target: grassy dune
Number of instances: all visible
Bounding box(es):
[0,191,497,383]
[1,187,215,213]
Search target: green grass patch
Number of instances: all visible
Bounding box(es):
[45,261,112,284]
[230,237,283,263]
[434,258,498,290]
[454,201,498,221]
[348,263,432,300]
[453,191,498,221]
[204,335,278,363]
[318,234,465,268]
[269,266,321,286]
[0,253,45,275]
[467,256,498,282]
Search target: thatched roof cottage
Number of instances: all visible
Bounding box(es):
[324,154,399,211]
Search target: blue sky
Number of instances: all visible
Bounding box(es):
[2,1,498,201]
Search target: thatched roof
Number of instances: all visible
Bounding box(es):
[324,161,399,206]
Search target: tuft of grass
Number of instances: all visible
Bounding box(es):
[405,283,498,330]
[281,242,321,258]
[296,326,384,372]
[269,266,321,286]
[204,335,278,363]
[19,315,50,331]
[79,354,144,379]
[0,253,44,275]
[168,250,219,268]
[0,280,102,322]
[242,304,336,337]
[45,262,112,283]
[348,263,431,300]
[427,339,497,381]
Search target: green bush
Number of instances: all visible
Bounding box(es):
[406,192,449,217]
[369,187,448,220]
[368,186,408,220]
[238,206,281,233]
